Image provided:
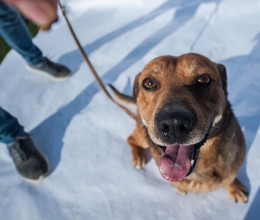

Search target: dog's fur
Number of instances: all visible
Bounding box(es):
[111,53,248,202]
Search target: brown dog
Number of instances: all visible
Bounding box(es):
[110,53,248,202]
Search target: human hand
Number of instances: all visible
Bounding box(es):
[4,0,58,30]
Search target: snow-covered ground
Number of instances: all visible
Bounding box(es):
[0,0,260,219]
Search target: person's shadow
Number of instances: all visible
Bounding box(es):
[58,0,219,73]
[31,0,220,173]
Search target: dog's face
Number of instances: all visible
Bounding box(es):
[134,53,227,182]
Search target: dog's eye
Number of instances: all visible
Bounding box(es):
[197,75,211,84]
[143,78,157,90]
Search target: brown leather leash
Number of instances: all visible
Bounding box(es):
[58,1,137,121]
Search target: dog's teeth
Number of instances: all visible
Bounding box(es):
[191,159,194,166]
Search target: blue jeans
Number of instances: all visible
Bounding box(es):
[0,1,43,65]
[0,1,32,144]
[0,107,25,144]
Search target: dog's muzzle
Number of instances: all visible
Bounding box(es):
[155,105,196,144]
[153,104,210,182]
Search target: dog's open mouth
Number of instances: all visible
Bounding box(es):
[157,131,210,182]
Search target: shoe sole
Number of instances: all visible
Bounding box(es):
[26,65,72,82]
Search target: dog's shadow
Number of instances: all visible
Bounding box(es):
[219,33,260,195]
[245,186,260,219]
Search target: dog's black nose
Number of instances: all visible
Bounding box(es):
[156,106,195,141]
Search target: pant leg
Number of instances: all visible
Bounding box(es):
[0,106,25,145]
[0,1,43,65]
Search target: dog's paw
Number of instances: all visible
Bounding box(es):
[131,147,147,170]
[176,188,187,195]
[226,178,248,203]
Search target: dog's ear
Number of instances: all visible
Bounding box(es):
[133,72,141,99]
[217,64,228,95]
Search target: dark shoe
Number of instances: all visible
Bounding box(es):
[8,134,49,181]
[27,57,71,81]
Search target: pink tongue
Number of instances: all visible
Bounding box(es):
[159,144,194,182]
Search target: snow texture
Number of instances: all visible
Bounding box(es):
[0,0,260,219]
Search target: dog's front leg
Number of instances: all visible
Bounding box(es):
[127,124,149,169]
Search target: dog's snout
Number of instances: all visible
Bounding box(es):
[156,107,195,141]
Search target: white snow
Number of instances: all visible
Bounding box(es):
[0,0,260,219]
